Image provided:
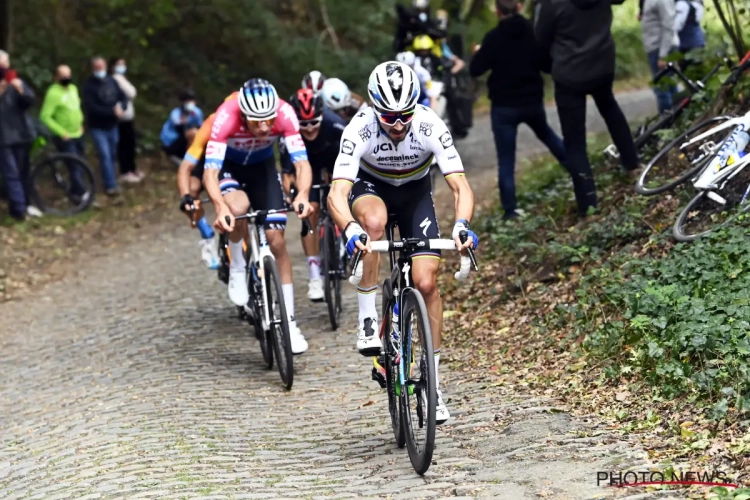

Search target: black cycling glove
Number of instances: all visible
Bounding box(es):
[179,194,195,213]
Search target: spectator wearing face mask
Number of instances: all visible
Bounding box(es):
[82,56,128,196]
[40,64,88,200]
[160,89,203,165]
[109,57,143,184]
[0,50,39,221]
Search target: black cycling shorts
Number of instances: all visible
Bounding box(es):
[218,155,287,231]
[348,171,441,258]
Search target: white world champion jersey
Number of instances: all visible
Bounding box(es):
[331,105,465,187]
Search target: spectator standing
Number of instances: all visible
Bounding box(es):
[39,64,88,199]
[0,50,39,221]
[675,0,705,63]
[534,0,639,221]
[160,89,203,163]
[82,56,128,196]
[641,0,679,112]
[470,0,569,220]
[109,57,142,184]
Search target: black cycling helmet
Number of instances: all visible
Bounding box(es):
[289,88,323,121]
[179,88,196,102]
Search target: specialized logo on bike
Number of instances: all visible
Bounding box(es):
[418,122,433,137]
[439,131,453,149]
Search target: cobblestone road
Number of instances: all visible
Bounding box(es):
[1,90,681,499]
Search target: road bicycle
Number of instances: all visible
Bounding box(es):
[604,56,733,162]
[0,137,96,216]
[671,109,750,241]
[208,201,309,390]
[636,52,750,195]
[349,224,477,475]
[308,183,348,330]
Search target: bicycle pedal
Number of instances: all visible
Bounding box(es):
[371,367,387,389]
[603,144,620,159]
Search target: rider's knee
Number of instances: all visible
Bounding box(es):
[360,213,387,240]
[413,267,439,299]
[225,196,249,216]
[267,230,287,254]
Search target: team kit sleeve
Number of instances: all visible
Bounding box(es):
[204,101,238,171]
[183,113,215,165]
[275,100,308,164]
[331,117,370,183]
[424,116,465,178]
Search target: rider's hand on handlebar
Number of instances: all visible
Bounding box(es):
[293,197,314,219]
[179,193,195,213]
[345,223,370,257]
[452,220,479,252]
[214,205,235,233]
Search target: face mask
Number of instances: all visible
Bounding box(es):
[93,70,106,79]
[59,78,71,86]
[183,101,196,112]
[114,65,127,75]
[419,12,428,22]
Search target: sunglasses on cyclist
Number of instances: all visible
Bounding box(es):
[246,117,276,127]
[299,116,323,128]
[375,108,416,126]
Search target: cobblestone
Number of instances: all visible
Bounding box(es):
[0,91,673,499]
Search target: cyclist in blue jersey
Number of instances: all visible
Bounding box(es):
[281,88,346,302]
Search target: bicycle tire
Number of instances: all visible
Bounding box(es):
[264,256,294,390]
[27,153,95,216]
[249,262,273,369]
[673,190,713,242]
[632,109,680,151]
[217,234,230,284]
[322,220,341,330]
[381,278,406,448]
[636,115,735,196]
[400,289,436,475]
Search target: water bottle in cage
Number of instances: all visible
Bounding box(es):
[391,301,400,342]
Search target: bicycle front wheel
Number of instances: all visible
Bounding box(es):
[264,256,294,390]
[28,153,95,215]
[636,115,734,196]
[400,289,436,475]
[322,220,342,330]
[381,278,406,448]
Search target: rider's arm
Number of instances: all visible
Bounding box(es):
[278,102,312,202]
[177,159,195,196]
[203,105,235,212]
[328,128,368,233]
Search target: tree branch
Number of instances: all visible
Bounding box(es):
[712,0,744,60]
[318,0,342,54]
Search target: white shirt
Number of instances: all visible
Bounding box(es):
[413,62,439,99]
[331,105,464,187]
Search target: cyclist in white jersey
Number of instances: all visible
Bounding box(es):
[328,61,478,424]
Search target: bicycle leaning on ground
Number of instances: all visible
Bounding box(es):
[207,199,309,390]
[348,221,478,475]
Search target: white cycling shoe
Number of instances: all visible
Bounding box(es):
[436,389,451,425]
[307,278,324,302]
[356,318,382,356]
[200,236,220,270]
[289,323,309,355]
[228,269,249,306]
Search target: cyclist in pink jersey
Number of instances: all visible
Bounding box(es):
[203,78,313,355]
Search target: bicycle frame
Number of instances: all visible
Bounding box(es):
[681,111,750,190]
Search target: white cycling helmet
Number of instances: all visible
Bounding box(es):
[301,70,326,96]
[367,61,420,114]
[396,51,417,67]
[413,0,430,9]
[238,78,279,119]
[320,78,351,111]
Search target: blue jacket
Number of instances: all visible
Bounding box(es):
[160,106,204,147]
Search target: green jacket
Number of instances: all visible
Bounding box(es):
[39,83,84,139]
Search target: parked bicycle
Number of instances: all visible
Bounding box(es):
[604,56,733,162]
[636,52,750,195]
[207,199,309,390]
[349,222,477,475]
[671,110,750,241]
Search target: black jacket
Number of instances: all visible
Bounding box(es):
[534,0,625,88]
[0,80,36,147]
[82,75,127,130]
[393,3,447,53]
[469,14,548,107]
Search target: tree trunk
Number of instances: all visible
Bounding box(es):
[462,0,486,22]
[712,0,744,60]
[0,0,11,52]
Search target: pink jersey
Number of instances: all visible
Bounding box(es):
[205,97,307,169]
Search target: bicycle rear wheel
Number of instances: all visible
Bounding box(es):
[400,289,436,475]
[636,115,735,196]
[264,256,294,390]
[381,278,406,448]
[322,220,342,330]
[28,153,95,215]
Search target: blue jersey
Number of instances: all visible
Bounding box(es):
[281,109,346,174]
[160,106,204,147]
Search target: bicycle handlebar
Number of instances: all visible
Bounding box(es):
[348,231,478,286]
